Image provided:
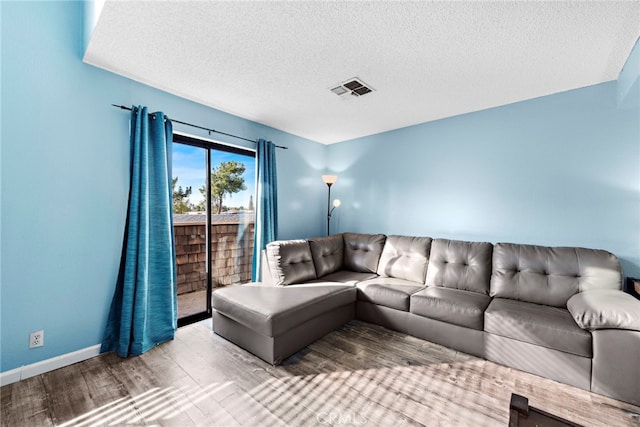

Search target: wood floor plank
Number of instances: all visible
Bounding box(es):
[101,348,200,426]
[40,354,129,426]
[2,319,640,426]
[1,376,53,427]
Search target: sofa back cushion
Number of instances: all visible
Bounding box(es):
[343,233,386,273]
[376,235,432,283]
[309,234,344,278]
[426,239,493,295]
[265,240,317,285]
[491,242,622,307]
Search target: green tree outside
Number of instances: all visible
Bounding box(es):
[172,177,193,213]
[199,161,247,214]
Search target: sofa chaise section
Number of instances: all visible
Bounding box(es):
[212,283,356,365]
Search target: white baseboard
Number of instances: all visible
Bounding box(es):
[0,344,102,386]
[0,368,21,386]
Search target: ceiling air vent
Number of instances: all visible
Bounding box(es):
[330,77,374,98]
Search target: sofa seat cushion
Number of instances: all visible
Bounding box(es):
[357,278,424,311]
[485,298,592,357]
[410,287,491,330]
[309,270,378,285]
[212,283,356,337]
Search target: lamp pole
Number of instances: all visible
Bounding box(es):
[326,182,333,236]
[322,175,338,236]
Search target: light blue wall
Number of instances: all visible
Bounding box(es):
[0,1,325,372]
[327,82,640,279]
[618,37,640,109]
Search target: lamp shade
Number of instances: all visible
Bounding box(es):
[332,199,341,208]
[322,175,338,185]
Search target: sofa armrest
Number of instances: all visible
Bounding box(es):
[253,251,293,287]
[260,250,276,285]
[567,289,640,331]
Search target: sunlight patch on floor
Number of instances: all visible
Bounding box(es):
[58,381,234,427]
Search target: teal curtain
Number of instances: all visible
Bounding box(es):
[252,139,278,281]
[101,106,177,357]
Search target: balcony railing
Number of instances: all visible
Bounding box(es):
[174,212,254,318]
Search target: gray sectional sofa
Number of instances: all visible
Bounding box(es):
[212,232,640,406]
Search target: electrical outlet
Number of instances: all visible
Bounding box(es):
[29,330,44,349]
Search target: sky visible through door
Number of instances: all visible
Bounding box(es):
[172,143,256,212]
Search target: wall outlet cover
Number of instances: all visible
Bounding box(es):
[29,331,44,349]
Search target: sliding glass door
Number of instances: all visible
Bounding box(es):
[172,133,256,326]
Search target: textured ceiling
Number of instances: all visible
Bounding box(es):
[84,1,640,144]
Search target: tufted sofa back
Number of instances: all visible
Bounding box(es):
[490,243,622,307]
[426,239,493,294]
[343,233,387,273]
[377,235,432,283]
[265,240,317,286]
[308,234,344,278]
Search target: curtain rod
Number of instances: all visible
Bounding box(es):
[111,104,288,149]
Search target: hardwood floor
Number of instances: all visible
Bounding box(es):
[2,320,639,426]
[178,289,209,319]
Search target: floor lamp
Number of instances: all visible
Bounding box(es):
[322,175,341,235]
